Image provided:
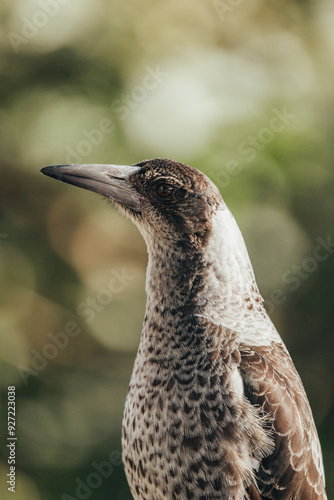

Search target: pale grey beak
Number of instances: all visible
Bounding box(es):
[40,164,142,212]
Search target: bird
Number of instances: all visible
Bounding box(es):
[41,158,326,499]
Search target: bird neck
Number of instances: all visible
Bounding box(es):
[145,245,204,313]
[144,207,279,348]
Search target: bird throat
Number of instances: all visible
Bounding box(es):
[142,207,280,353]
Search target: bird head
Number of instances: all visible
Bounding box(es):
[41,158,223,251]
[41,158,270,335]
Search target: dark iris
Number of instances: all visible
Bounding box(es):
[157,184,175,198]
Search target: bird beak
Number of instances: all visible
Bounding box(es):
[40,164,142,212]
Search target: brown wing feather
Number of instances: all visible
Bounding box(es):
[246,483,263,499]
[240,342,326,499]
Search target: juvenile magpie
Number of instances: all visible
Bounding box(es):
[41,158,326,499]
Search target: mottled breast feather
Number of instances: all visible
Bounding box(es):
[122,319,273,500]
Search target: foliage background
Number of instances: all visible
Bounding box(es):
[0,0,334,498]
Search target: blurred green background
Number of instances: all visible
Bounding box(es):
[0,0,334,498]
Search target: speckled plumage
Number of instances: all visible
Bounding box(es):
[41,158,327,500]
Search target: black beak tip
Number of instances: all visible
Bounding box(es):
[41,165,65,176]
[40,166,50,176]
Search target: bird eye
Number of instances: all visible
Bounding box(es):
[156,184,175,198]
